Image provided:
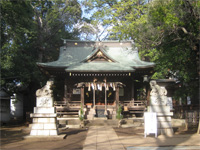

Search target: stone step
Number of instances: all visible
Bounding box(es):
[87,116,94,120]
[57,112,78,115]
[58,119,81,124]
[94,117,107,120]
[57,117,79,120]
[62,115,79,118]
[66,125,80,128]
[85,120,118,127]
[86,111,95,115]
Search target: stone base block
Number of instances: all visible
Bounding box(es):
[30,111,58,136]
[157,116,171,122]
[36,97,53,107]
[172,119,186,127]
[33,118,56,123]
[157,122,172,128]
[31,123,57,130]
[156,112,173,117]
[30,113,57,118]
[30,129,58,136]
[148,105,170,113]
[150,96,167,105]
[158,128,174,136]
[34,107,55,114]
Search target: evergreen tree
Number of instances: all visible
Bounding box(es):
[1,0,82,112]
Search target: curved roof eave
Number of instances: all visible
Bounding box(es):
[65,69,135,73]
[131,63,155,69]
[36,62,69,69]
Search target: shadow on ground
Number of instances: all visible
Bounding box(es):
[0,124,88,150]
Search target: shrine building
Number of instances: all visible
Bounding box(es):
[37,40,155,120]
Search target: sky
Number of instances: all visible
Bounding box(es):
[78,0,111,41]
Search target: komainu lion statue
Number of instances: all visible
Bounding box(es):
[36,81,53,97]
[150,80,167,96]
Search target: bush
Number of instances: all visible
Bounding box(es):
[79,106,84,121]
[116,105,123,120]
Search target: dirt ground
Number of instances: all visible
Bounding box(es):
[0,124,199,150]
[114,126,198,137]
[0,124,88,150]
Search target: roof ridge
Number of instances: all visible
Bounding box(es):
[80,46,118,63]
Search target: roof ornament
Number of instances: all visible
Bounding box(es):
[63,40,66,44]
[97,51,103,57]
[61,38,67,44]
[61,38,67,50]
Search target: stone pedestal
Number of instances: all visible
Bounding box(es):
[148,105,174,136]
[30,81,58,136]
[148,80,174,136]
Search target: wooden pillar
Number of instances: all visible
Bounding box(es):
[64,79,67,100]
[131,80,134,100]
[104,87,108,115]
[81,87,84,108]
[116,87,119,110]
[93,88,95,109]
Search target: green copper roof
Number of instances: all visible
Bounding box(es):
[66,62,135,72]
[37,46,94,68]
[37,40,155,72]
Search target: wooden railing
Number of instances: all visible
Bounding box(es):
[173,105,199,127]
[122,100,147,116]
[54,101,81,117]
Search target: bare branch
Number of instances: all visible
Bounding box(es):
[181,27,188,34]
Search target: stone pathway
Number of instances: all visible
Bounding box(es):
[83,126,125,150]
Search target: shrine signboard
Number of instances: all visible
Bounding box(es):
[144,112,157,138]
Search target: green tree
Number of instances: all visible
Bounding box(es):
[84,0,200,133]
[84,0,199,101]
[1,0,82,109]
[30,0,82,62]
[144,0,199,101]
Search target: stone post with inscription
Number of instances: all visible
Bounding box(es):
[148,80,174,136]
[30,81,58,136]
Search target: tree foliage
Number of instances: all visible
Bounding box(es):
[1,0,82,94]
[84,0,200,102]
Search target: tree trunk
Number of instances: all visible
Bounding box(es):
[197,112,200,134]
[197,61,200,134]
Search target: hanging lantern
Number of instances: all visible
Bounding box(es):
[143,75,149,82]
